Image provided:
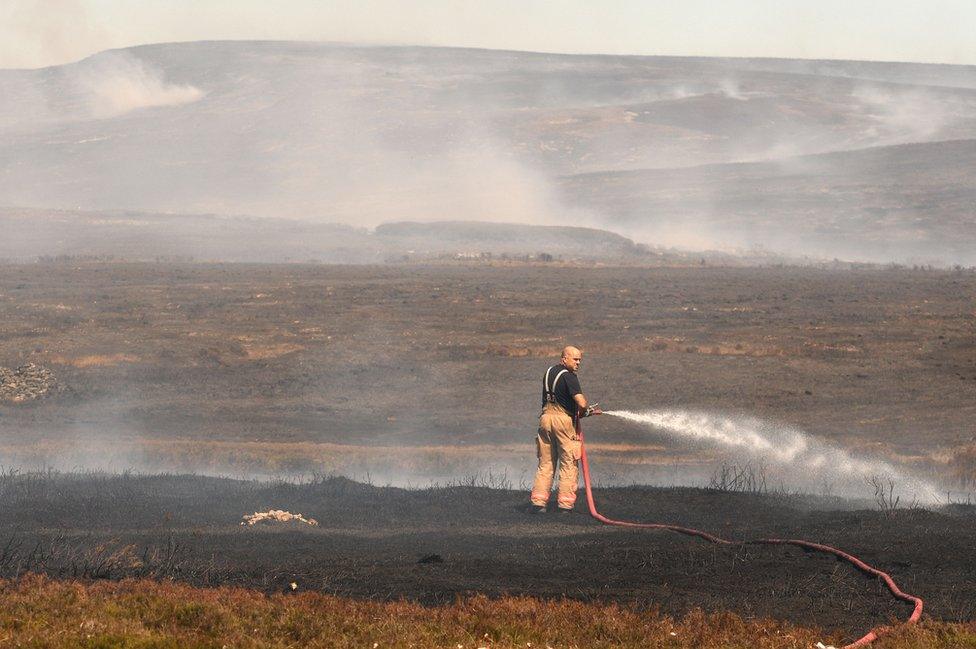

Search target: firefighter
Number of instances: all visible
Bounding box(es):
[530,345,595,513]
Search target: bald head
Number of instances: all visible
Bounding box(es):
[561,346,582,372]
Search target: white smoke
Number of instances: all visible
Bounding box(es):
[606,409,943,503]
[0,0,107,69]
[853,85,953,144]
[73,52,204,119]
[718,78,748,101]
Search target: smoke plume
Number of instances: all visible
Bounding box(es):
[72,52,204,119]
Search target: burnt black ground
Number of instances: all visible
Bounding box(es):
[0,472,973,645]
[1,262,975,644]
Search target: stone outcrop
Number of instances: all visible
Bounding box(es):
[0,363,58,403]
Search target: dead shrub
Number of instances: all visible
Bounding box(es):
[708,462,768,494]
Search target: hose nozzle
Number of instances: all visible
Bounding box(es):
[582,403,603,417]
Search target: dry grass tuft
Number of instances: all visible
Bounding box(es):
[241,343,305,360]
[48,353,140,368]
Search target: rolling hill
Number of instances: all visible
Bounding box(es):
[2,41,976,264]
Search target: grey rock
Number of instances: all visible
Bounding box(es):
[0,363,59,403]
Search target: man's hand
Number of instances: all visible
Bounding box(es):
[581,403,602,417]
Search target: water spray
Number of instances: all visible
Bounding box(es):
[602,408,942,503]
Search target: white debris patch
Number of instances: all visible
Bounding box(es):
[240,510,318,526]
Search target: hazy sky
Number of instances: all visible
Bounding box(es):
[3,0,976,69]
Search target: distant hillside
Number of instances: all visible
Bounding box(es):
[0,208,696,265]
[2,41,976,264]
[0,208,379,263]
[563,138,976,265]
[375,221,646,259]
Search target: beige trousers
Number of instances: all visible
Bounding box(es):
[530,402,581,509]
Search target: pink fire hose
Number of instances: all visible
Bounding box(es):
[577,422,923,648]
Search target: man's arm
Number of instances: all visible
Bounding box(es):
[566,373,588,412]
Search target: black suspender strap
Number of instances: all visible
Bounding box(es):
[543,365,569,403]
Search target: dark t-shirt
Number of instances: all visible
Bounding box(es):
[541,364,583,418]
